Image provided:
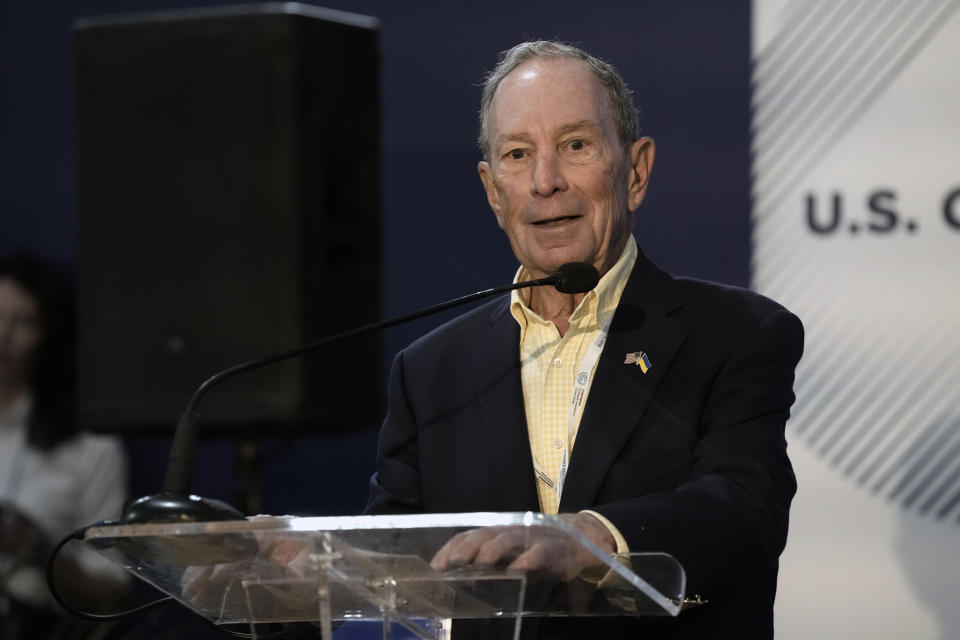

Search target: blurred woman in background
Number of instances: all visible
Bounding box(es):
[0,253,128,639]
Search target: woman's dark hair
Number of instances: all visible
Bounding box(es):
[0,253,77,450]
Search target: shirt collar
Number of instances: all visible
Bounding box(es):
[509,235,638,340]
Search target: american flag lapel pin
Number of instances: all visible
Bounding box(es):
[624,351,652,374]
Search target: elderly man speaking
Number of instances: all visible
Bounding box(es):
[366,40,803,639]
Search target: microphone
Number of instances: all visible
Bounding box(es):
[120,262,600,525]
[552,261,600,293]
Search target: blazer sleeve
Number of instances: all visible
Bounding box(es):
[593,306,803,597]
[365,348,424,515]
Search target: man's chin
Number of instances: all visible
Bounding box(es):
[526,256,598,280]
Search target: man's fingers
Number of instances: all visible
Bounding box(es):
[432,526,539,570]
[508,541,594,581]
[266,539,308,566]
[431,524,602,581]
[473,528,530,566]
[432,529,488,569]
[505,543,551,574]
[180,565,214,601]
[430,531,463,569]
[181,559,251,604]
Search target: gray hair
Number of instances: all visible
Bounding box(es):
[477,41,640,161]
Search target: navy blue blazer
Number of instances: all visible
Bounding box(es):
[366,248,803,638]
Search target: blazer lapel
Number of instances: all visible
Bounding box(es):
[469,298,540,511]
[560,253,690,511]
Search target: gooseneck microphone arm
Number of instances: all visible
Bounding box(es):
[124,262,599,524]
[164,273,554,496]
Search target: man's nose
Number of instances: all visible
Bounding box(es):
[530,150,568,197]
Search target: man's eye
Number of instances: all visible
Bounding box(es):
[568,139,585,151]
[509,149,526,160]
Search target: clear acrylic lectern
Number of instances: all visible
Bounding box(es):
[84,512,685,639]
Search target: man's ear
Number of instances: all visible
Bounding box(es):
[626,137,655,212]
[478,160,504,228]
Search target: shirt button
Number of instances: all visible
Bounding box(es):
[553,357,562,367]
[553,439,563,449]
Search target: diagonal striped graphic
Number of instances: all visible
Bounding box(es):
[751,0,960,524]
[752,0,850,99]
[751,0,960,228]
[752,0,872,136]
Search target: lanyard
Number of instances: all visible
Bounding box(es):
[532,318,611,505]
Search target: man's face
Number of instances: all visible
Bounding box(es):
[478,57,654,279]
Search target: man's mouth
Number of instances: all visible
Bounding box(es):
[532,215,580,226]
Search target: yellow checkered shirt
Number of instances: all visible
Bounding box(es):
[509,236,638,517]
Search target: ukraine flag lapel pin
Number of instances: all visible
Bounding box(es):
[624,351,652,374]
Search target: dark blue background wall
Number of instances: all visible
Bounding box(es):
[0,0,751,541]
[1,1,751,634]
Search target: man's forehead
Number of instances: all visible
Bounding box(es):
[495,57,599,100]
[488,58,613,140]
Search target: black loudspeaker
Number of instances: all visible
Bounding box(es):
[74,5,381,432]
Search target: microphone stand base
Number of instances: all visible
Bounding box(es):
[120,492,246,525]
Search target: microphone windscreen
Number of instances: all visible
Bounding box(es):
[554,262,600,293]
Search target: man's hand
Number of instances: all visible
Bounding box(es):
[180,530,311,610]
[430,513,616,582]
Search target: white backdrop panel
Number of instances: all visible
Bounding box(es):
[751,1,960,638]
